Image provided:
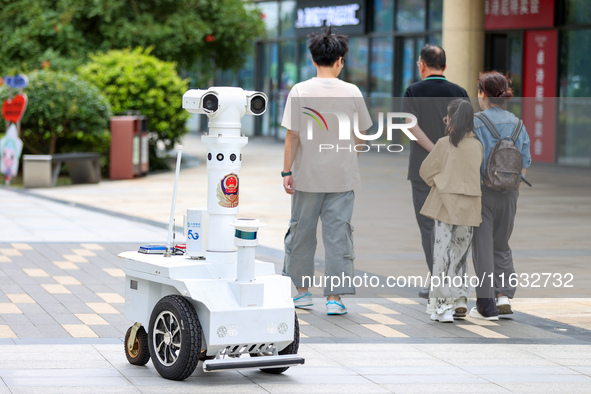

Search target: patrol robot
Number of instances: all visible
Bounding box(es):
[120,87,303,381]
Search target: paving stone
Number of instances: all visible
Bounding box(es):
[1,315,32,326]
[334,324,386,338]
[22,250,55,267]
[101,314,134,329]
[299,325,332,338]
[86,256,113,268]
[85,284,120,294]
[89,325,126,338]
[67,286,104,303]
[51,314,85,325]
[57,297,94,314]
[394,323,462,338]
[492,320,565,339]
[27,313,58,326]
[30,276,57,285]
[1,271,36,286]
[38,303,70,315]
[47,243,79,255]
[106,282,126,294]
[78,265,112,282]
[431,322,483,338]
[16,304,45,314]
[24,245,63,262]
[65,271,100,285]
[338,312,379,324]
[10,324,44,338]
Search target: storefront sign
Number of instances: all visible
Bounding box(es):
[522,29,557,163]
[295,0,365,37]
[485,0,555,30]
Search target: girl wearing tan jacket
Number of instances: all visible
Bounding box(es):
[420,99,484,323]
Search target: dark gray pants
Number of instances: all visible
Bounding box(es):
[283,191,356,296]
[410,179,434,274]
[472,186,519,299]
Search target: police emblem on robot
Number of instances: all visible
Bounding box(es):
[217,173,239,208]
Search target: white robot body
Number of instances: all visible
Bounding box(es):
[120,87,303,380]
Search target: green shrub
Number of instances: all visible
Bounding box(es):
[78,47,190,170]
[0,70,112,170]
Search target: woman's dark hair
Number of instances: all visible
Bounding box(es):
[447,99,474,147]
[307,26,349,66]
[478,71,513,108]
[419,44,446,70]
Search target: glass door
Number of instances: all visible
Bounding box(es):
[485,32,523,96]
[395,36,425,96]
[257,42,279,137]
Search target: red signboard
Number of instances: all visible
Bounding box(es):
[522,29,557,163]
[2,93,28,123]
[485,0,555,30]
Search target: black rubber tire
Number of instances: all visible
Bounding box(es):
[254,312,300,374]
[124,325,150,366]
[148,295,202,381]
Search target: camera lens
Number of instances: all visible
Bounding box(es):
[202,94,218,112]
[250,95,266,115]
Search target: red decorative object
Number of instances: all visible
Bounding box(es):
[205,34,216,43]
[2,93,28,123]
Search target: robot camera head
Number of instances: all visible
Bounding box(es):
[182,89,220,115]
[183,87,267,119]
[245,92,267,116]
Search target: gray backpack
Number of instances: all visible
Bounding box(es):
[475,113,531,191]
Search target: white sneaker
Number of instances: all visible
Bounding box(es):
[293,292,313,308]
[453,297,468,318]
[430,309,454,323]
[496,296,513,315]
[326,299,347,315]
[469,307,499,321]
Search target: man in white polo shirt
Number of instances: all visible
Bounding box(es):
[281,28,372,315]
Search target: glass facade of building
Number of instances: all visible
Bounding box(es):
[484,0,591,167]
[217,0,443,139]
[214,0,591,167]
[557,0,591,166]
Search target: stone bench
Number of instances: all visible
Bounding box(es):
[23,153,101,188]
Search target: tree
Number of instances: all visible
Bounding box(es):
[0,0,265,83]
[78,47,189,169]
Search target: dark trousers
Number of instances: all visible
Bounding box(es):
[472,186,519,299]
[410,179,434,274]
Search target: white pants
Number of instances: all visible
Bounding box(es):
[426,220,473,314]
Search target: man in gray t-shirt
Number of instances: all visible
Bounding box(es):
[281,28,372,315]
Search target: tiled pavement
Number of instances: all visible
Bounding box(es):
[1,241,589,345]
[2,240,591,392]
[0,242,129,340]
[1,136,591,392]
